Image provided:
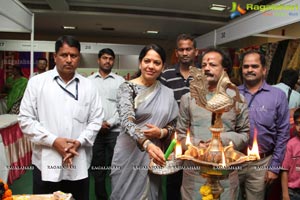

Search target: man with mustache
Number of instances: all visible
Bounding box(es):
[160,33,200,200]
[88,48,124,200]
[238,50,290,200]
[177,48,249,200]
[18,35,104,200]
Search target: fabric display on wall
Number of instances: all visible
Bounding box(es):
[264,42,278,77]
[0,51,47,80]
[278,40,300,82]
[287,40,300,72]
[267,40,289,85]
[231,51,242,86]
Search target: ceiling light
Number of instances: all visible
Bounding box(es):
[209,4,227,11]
[62,26,77,30]
[146,30,159,34]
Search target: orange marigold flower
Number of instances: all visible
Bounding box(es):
[4,183,8,191]
[3,189,12,198]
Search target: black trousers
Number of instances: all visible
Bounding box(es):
[33,165,89,200]
[90,130,119,200]
[166,170,183,200]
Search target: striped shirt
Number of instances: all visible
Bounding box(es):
[160,63,200,104]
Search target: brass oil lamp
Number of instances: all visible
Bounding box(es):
[176,67,260,200]
[151,67,260,200]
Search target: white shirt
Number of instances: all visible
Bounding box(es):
[29,72,39,78]
[274,83,300,109]
[18,67,104,182]
[88,71,124,132]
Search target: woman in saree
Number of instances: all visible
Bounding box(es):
[110,44,178,200]
[5,65,28,114]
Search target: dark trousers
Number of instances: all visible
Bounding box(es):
[33,165,89,200]
[265,177,281,200]
[166,170,183,200]
[90,130,119,200]
[288,188,300,200]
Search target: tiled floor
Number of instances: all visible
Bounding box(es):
[9,169,98,200]
[10,169,168,200]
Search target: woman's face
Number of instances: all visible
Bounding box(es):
[139,49,164,82]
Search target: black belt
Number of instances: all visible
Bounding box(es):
[259,151,272,159]
[289,187,300,192]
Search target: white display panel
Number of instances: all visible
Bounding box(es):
[0,0,32,33]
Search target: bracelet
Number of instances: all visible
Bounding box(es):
[166,125,174,135]
[143,140,152,151]
[159,128,164,139]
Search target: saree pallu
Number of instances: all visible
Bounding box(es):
[278,40,300,82]
[110,81,178,200]
[6,77,28,113]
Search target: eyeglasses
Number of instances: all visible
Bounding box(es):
[242,64,260,69]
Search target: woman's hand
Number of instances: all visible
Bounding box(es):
[147,143,166,166]
[143,123,161,139]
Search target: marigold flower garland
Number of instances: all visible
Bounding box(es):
[0,179,12,200]
[199,185,213,200]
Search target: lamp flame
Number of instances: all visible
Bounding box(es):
[247,128,260,160]
[175,141,182,158]
[221,150,226,167]
[185,129,192,146]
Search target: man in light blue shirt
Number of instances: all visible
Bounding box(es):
[274,69,300,109]
[88,48,125,200]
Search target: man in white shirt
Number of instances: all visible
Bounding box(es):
[34,57,48,76]
[88,48,124,200]
[18,35,104,200]
[30,57,48,78]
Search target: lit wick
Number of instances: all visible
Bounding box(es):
[186,129,192,146]
[247,128,260,160]
[175,140,182,158]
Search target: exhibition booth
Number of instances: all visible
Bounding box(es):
[0,0,300,199]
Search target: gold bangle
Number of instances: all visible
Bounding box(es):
[143,140,152,151]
